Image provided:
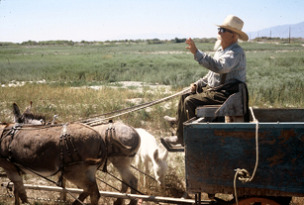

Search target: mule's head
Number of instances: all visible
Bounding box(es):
[13,102,46,125]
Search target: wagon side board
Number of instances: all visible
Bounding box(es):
[184,122,304,197]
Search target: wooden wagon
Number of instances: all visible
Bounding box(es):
[184,108,304,205]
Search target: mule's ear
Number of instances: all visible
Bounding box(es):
[13,103,22,123]
[24,101,33,114]
[13,103,21,117]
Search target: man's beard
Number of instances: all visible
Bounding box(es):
[214,38,222,51]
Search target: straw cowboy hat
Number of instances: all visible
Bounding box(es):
[217,15,249,41]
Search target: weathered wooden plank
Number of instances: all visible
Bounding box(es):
[252,108,304,122]
[184,121,304,197]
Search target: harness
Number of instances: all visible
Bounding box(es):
[104,122,136,158]
[57,123,82,186]
[57,123,106,186]
[104,122,114,157]
[0,124,22,161]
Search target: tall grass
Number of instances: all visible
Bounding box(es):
[245,47,304,107]
[1,40,303,131]
[1,41,304,111]
[0,42,202,85]
[0,83,176,133]
[1,40,304,204]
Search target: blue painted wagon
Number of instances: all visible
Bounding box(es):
[183,107,304,205]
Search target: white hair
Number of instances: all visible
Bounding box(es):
[214,37,222,51]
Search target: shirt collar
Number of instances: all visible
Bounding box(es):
[219,42,238,52]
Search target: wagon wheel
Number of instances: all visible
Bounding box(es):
[235,197,281,205]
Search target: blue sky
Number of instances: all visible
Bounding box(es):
[0,0,303,42]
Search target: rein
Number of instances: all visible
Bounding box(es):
[82,88,190,126]
[2,88,189,132]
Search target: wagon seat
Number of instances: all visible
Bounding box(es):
[195,82,249,123]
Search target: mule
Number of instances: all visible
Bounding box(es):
[92,122,140,205]
[0,104,107,205]
[11,103,141,205]
[134,128,168,186]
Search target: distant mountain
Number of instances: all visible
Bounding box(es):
[247,21,304,39]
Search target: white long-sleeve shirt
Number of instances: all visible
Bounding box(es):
[194,42,246,88]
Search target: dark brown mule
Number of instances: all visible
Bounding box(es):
[0,104,107,205]
[9,103,141,205]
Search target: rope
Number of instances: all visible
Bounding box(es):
[104,171,145,195]
[96,169,145,203]
[84,88,190,126]
[96,175,145,203]
[3,88,189,131]
[130,165,158,182]
[96,176,120,192]
[81,99,161,123]
[233,107,259,205]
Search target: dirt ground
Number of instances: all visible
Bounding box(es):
[1,174,304,205]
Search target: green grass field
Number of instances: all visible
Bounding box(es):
[1,39,304,204]
[1,39,304,123]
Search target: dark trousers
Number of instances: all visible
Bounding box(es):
[176,86,232,143]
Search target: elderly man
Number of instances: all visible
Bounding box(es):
[163,15,248,146]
